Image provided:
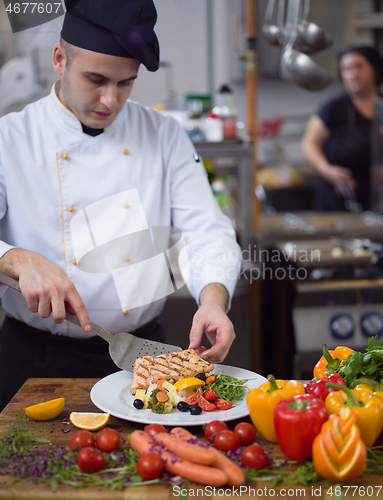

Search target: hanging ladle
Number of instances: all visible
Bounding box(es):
[262,0,283,46]
[282,0,331,91]
[294,0,333,54]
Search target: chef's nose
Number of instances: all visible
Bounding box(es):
[100,86,118,109]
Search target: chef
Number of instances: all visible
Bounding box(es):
[0,0,241,411]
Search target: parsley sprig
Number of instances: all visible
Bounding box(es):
[337,336,383,386]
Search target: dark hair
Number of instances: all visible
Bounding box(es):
[59,37,78,70]
[338,45,383,86]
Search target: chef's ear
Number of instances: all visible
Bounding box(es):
[53,43,67,76]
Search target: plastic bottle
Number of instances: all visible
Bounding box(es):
[204,111,224,142]
[213,84,237,140]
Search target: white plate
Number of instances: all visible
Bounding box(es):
[90,365,267,426]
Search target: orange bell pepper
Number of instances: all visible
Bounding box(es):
[312,406,367,482]
[246,374,305,443]
[325,383,383,446]
[313,345,354,379]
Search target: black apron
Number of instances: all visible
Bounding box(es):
[316,94,371,212]
[0,315,165,412]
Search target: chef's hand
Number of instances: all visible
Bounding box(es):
[0,248,91,332]
[188,283,235,363]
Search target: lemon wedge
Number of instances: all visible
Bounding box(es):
[69,412,110,431]
[173,377,205,398]
[25,397,65,421]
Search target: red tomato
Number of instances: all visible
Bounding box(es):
[144,424,167,437]
[204,420,228,442]
[213,430,240,453]
[198,396,217,412]
[136,452,164,480]
[77,446,106,473]
[95,428,121,452]
[214,398,233,411]
[185,387,203,406]
[234,422,257,445]
[203,387,218,401]
[69,430,95,451]
[241,444,268,470]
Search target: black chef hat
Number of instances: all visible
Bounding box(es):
[61,0,160,72]
[338,45,383,85]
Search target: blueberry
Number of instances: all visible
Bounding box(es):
[190,405,202,415]
[177,401,190,412]
[133,399,144,410]
[194,372,207,382]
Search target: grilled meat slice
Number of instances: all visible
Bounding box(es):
[130,349,214,394]
[130,356,153,394]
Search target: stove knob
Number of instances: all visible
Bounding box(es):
[361,312,383,338]
[330,314,355,340]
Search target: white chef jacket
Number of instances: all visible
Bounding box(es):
[0,82,241,338]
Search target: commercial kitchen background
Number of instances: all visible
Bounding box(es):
[0,0,381,379]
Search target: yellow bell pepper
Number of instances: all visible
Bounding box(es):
[246,374,305,443]
[313,345,354,379]
[312,406,367,482]
[351,378,383,403]
[325,382,383,446]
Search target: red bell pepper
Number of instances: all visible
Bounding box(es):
[274,394,328,463]
[304,373,346,401]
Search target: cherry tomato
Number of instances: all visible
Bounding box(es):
[136,452,165,480]
[214,398,233,411]
[77,446,106,473]
[241,444,269,470]
[144,423,167,437]
[198,396,217,412]
[95,427,121,452]
[203,387,218,401]
[185,387,203,406]
[204,420,228,442]
[234,422,257,445]
[69,430,95,451]
[213,430,240,453]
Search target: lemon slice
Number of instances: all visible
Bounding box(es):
[69,412,110,431]
[173,377,205,398]
[25,397,65,421]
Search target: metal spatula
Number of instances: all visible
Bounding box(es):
[0,272,182,372]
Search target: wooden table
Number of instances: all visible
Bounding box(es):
[0,378,383,499]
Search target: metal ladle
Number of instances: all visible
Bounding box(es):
[282,0,331,91]
[294,0,333,54]
[262,0,283,46]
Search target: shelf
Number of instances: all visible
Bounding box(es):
[355,13,383,28]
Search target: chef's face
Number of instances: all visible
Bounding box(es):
[340,53,377,96]
[53,43,140,128]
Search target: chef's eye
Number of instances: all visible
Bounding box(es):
[119,81,133,87]
[89,77,104,84]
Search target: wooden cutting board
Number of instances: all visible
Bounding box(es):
[0,378,383,499]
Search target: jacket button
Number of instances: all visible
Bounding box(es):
[123,149,129,155]
[68,206,74,212]
[122,309,129,315]
[124,203,129,208]
[63,154,69,160]
[72,259,78,265]
[124,256,130,262]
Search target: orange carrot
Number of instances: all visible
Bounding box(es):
[169,426,245,487]
[153,432,215,465]
[156,390,169,403]
[157,379,167,389]
[170,427,194,440]
[129,430,228,486]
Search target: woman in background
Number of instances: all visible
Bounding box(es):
[302,46,383,211]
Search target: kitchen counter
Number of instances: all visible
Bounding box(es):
[1,378,383,499]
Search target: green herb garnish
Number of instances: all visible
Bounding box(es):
[337,336,383,386]
[206,373,254,401]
